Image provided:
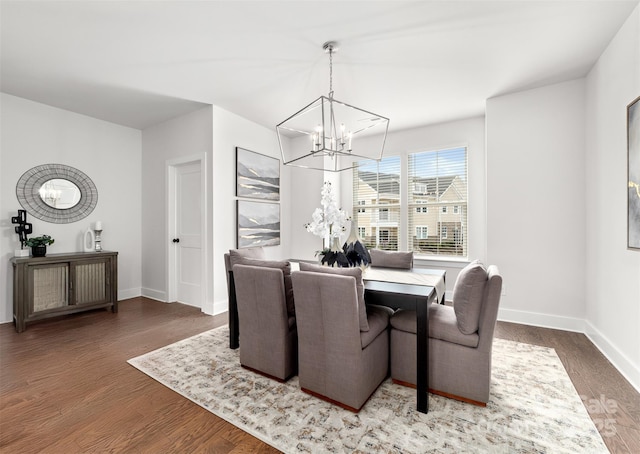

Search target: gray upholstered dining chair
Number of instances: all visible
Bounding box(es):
[389,261,502,406]
[291,269,392,412]
[369,249,414,269]
[224,247,268,349]
[224,247,265,297]
[232,263,297,381]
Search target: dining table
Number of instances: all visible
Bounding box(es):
[227,261,446,414]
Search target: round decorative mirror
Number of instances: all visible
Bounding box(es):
[38,178,82,209]
[16,164,98,224]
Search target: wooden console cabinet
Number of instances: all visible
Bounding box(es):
[11,251,118,332]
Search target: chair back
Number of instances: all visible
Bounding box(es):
[369,249,414,269]
[233,264,289,333]
[291,271,363,388]
[225,248,266,295]
[233,264,295,379]
[476,265,502,352]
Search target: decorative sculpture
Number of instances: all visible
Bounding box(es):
[11,210,33,250]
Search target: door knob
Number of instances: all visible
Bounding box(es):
[172,238,180,243]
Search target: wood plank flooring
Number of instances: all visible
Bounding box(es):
[1,297,638,453]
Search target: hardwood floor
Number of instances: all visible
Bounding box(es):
[1,297,638,453]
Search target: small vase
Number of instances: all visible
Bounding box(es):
[343,220,371,267]
[320,237,349,267]
[32,245,47,257]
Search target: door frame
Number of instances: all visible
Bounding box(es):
[166,153,207,309]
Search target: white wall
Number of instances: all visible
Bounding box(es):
[0,93,142,322]
[585,5,640,390]
[141,106,213,306]
[210,105,291,314]
[142,104,291,315]
[486,79,587,330]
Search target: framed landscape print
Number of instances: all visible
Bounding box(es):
[628,96,640,250]
[236,147,280,201]
[236,200,280,248]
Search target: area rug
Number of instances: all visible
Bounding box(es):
[128,326,607,453]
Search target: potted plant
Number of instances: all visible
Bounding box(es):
[24,235,55,257]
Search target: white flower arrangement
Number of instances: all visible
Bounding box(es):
[304,181,350,243]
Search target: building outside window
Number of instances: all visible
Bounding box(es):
[416,226,428,239]
[408,147,467,257]
[354,147,467,257]
[352,156,400,250]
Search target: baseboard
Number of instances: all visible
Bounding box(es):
[497,307,586,333]
[117,287,141,301]
[213,299,229,316]
[141,287,167,302]
[498,307,640,394]
[584,320,640,394]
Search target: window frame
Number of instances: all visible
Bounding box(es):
[353,145,468,259]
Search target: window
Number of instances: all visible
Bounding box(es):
[408,147,467,257]
[358,227,366,237]
[353,156,400,251]
[413,182,427,194]
[354,147,467,258]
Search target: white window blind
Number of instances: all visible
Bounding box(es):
[353,156,401,251]
[408,147,467,257]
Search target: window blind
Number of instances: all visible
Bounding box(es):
[408,147,467,257]
[353,156,401,251]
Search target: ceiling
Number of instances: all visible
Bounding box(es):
[1,1,638,131]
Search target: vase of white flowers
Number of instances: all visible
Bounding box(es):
[304,181,350,266]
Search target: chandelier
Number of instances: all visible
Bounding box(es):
[276,41,389,172]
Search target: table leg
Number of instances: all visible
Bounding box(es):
[228,271,239,349]
[416,294,429,413]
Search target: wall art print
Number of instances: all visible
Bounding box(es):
[237,200,280,249]
[629,96,640,250]
[236,147,280,200]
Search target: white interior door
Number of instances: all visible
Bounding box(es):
[174,162,202,308]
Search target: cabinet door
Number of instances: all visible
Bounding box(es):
[72,258,111,305]
[28,263,70,315]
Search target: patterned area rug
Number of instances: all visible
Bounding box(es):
[128,326,607,453]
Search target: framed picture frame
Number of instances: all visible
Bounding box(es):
[236,147,280,201]
[628,95,640,250]
[236,200,281,248]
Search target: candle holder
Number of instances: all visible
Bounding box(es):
[95,229,103,252]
